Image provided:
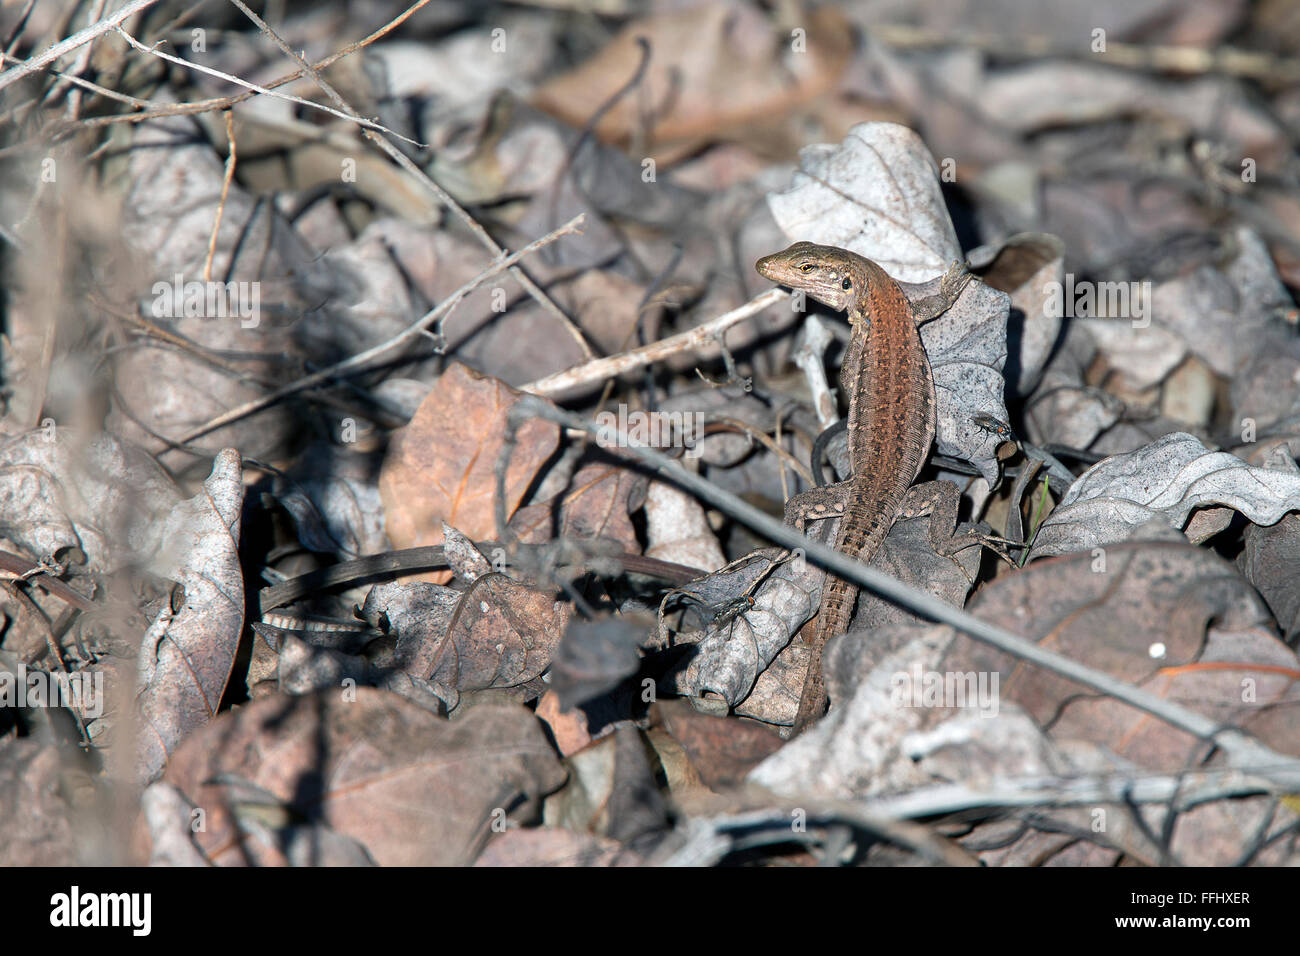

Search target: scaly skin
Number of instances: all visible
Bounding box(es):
[756,242,939,732]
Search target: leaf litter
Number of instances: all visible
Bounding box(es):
[0,0,1298,868]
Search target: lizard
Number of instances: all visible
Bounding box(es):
[755,241,977,733]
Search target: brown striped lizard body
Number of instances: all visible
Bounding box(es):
[756,242,971,732]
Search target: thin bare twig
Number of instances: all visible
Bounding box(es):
[658,802,978,867]
[0,49,152,111]
[869,765,1300,821]
[46,0,439,136]
[544,36,651,263]
[0,551,92,612]
[709,417,814,485]
[48,0,107,118]
[203,110,237,283]
[222,0,595,360]
[0,0,162,93]
[523,288,789,397]
[174,214,585,445]
[113,26,422,146]
[2,0,38,56]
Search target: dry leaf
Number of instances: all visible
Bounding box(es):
[424,575,571,693]
[157,689,566,866]
[136,449,245,782]
[108,114,310,462]
[1033,432,1300,556]
[650,700,783,791]
[510,462,643,553]
[766,122,961,283]
[532,4,853,162]
[474,827,643,866]
[0,428,180,572]
[379,362,561,580]
[0,737,76,865]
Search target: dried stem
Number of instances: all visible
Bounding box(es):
[175,214,586,444]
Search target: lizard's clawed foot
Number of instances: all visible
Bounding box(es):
[912,260,973,323]
[939,524,1020,567]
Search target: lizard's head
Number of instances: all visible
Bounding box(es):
[755,241,866,313]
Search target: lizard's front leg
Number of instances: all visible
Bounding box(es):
[910,259,972,325]
[783,480,852,533]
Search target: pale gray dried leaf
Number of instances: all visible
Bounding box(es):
[966,232,1065,398]
[1238,514,1300,642]
[373,15,554,123]
[141,781,208,866]
[549,617,644,711]
[1149,268,1249,380]
[108,113,311,461]
[442,522,492,581]
[901,708,1070,788]
[379,670,452,716]
[371,377,433,419]
[1223,227,1294,327]
[1077,317,1185,390]
[766,122,960,282]
[1079,228,1289,388]
[542,724,669,849]
[643,480,725,572]
[307,219,431,361]
[733,643,809,726]
[903,273,1009,484]
[474,828,643,866]
[1032,432,1300,557]
[0,737,76,865]
[361,580,461,672]
[236,813,379,867]
[278,443,388,558]
[1228,344,1300,443]
[748,624,955,800]
[977,62,1283,156]
[278,634,371,696]
[136,449,245,782]
[0,429,181,572]
[978,62,1154,132]
[894,0,1241,46]
[668,547,818,706]
[1021,323,1121,450]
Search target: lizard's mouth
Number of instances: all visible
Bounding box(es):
[755,260,802,288]
[754,255,782,280]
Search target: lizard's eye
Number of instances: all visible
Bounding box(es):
[841,278,852,291]
[800,263,814,273]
